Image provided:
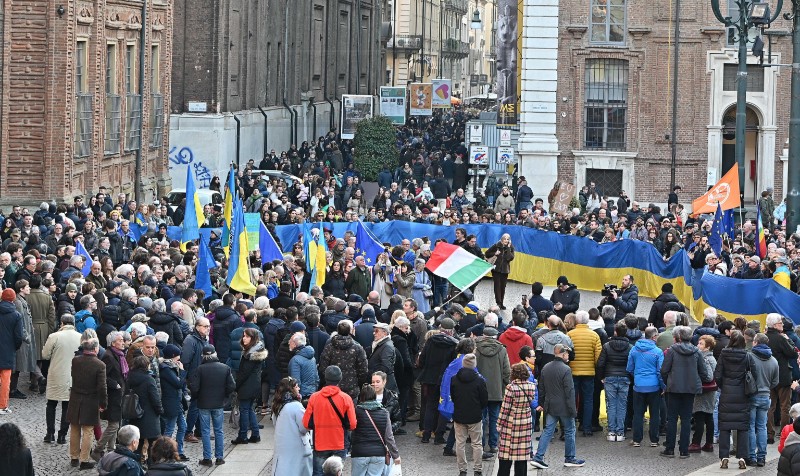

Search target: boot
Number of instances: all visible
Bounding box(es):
[43,432,54,444]
[56,431,67,445]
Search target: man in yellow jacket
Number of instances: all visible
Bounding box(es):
[567,310,602,436]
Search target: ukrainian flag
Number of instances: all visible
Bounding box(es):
[225,197,257,295]
[180,165,204,250]
[222,166,236,257]
[303,223,327,290]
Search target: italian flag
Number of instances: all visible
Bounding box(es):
[426,242,494,290]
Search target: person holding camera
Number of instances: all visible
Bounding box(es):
[600,275,639,323]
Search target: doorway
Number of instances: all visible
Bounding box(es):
[721,105,759,203]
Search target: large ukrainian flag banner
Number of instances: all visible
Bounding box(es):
[269,222,800,326]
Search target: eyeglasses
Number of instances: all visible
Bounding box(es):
[198,324,210,328]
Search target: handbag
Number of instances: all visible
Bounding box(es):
[422,287,433,298]
[744,354,758,396]
[364,409,391,465]
[228,391,240,428]
[701,379,718,393]
[486,255,498,266]
[121,389,144,420]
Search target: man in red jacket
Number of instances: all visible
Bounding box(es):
[303,365,357,476]
[499,308,533,364]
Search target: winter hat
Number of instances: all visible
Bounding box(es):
[557,276,569,286]
[289,321,306,333]
[202,344,216,356]
[462,353,477,370]
[131,313,149,323]
[333,299,347,312]
[361,307,376,321]
[348,294,364,304]
[162,344,181,359]
[137,297,153,312]
[65,283,78,293]
[748,255,761,264]
[483,326,499,337]
[464,302,479,314]
[1,289,15,302]
[324,365,343,385]
[440,318,456,330]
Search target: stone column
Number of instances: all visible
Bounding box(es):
[517,0,560,199]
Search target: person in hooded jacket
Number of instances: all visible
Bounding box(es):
[318,320,370,401]
[232,328,268,445]
[534,316,574,379]
[688,335,717,454]
[289,333,319,399]
[647,283,685,330]
[715,330,754,469]
[692,317,721,346]
[660,326,711,458]
[549,276,580,319]
[596,322,632,441]
[498,308,533,365]
[227,309,264,373]
[474,319,511,457]
[418,318,459,444]
[158,345,188,461]
[748,332,779,466]
[450,353,488,476]
[627,326,664,447]
[95,304,122,357]
[149,300,186,347]
[779,418,800,476]
[303,366,356,476]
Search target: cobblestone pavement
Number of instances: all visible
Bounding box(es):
[15,279,683,475]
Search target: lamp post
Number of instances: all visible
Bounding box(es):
[787,1,800,233]
[710,0,781,208]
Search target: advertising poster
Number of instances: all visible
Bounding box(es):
[409,83,433,116]
[379,87,407,125]
[431,79,452,109]
[341,95,374,140]
[470,145,489,165]
[469,123,483,143]
[496,0,520,127]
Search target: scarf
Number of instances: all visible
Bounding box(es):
[358,400,384,411]
[111,346,129,379]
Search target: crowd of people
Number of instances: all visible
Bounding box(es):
[0,110,799,476]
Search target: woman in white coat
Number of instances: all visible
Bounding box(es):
[271,376,312,476]
[40,314,82,443]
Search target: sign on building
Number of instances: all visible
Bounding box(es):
[431,79,452,109]
[496,0,521,128]
[379,87,407,125]
[499,129,512,146]
[497,146,516,164]
[341,95,374,140]
[409,83,433,116]
[469,123,483,143]
[470,145,489,165]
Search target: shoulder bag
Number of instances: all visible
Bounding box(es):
[121,388,144,420]
[744,354,758,396]
[364,409,392,465]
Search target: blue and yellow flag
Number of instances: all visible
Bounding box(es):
[195,233,217,297]
[222,166,236,257]
[226,197,257,295]
[180,166,204,249]
[303,223,327,290]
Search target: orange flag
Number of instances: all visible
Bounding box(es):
[691,166,741,216]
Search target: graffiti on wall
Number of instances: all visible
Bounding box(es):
[169,146,212,189]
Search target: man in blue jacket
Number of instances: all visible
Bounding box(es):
[626,326,664,448]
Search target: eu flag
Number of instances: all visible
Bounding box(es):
[75,240,94,277]
[709,202,724,257]
[354,221,385,266]
[722,209,736,240]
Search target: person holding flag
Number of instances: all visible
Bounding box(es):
[303,224,327,293]
[180,166,204,252]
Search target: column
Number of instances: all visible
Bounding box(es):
[517,0,560,199]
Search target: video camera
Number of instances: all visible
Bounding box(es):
[601,284,618,297]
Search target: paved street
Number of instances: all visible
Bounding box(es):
[6,279,777,475]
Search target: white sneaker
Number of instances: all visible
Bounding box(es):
[607,432,617,442]
[0,408,11,415]
[615,434,626,442]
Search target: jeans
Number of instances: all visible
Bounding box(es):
[749,393,771,461]
[482,401,501,449]
[185,398,199,435]
[162,412,187,455]
[454,421,483,472]
[665,393,694,454]
[433,283,449,307]
[313,449,347,476]
[604,376,629,435]
[573,376,594,431]
[351,456,388,476]
[632,390,661,444]
[534,413,576,462]
[198,408,224,460]
[238,398,260,438]
[713,389,721,439]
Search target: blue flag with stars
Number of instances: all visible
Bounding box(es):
[721,209,735,240]
[355,220,385,266]
[709,202,724,257]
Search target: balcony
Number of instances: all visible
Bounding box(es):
[442,38,470,59]
[387,35,422,52]
[443,0,469,16]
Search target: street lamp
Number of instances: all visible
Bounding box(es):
[470,9,482,29]
[710,0,782,208]
[786,1,800,233]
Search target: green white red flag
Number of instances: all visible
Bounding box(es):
[425,242,493,290]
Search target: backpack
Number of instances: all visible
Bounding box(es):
[75,311,92,333]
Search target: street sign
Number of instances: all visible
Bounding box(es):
[469,123,483,143]
[497,146,516,164]
[499,129,511,146]
[470,145,489,165]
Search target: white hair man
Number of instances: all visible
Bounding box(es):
[97,425,143,474]
[765,313,798,443]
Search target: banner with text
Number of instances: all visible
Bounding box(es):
[379,87,407,125]
[341,95,374,139]
[496,0,520,127]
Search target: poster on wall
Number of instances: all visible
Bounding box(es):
[379,87,407,125]
[497,146,516,164]
[431,79,452,109]
[470,145,489,165]
[409,83,433,116]
[341,95,374,140]
[496,0,520,127]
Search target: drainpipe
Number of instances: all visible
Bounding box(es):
[282,99,294,146]
[257,106,268,159]
[323,0,334,132]
[293,104,299,145]
[282,0,294,145]
[233,113,241,169]
[311,102,318,140]
[135,0,147,203]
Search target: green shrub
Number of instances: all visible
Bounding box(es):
[354,115,399,181]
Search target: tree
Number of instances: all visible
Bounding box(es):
[354,115,398,182]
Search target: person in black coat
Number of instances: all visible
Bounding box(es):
[210,294,242,363]
[778,418,800,476]
[391,318,415,424]
[549,277,580,319]
[159,345,188,460]
[127,355,164,461]
[322,262,347,299]
[95,330,127,461]
[150,305,185,347]
[96,305,123,352]
[647,283,685,330]
[714,330,752,467]
[276,321,305,379]
[269,282,300,310]
[305,314,330,362]
[189,344,235,464]
[0,422,34,476]
[145,436,193,476]
[232,330,267,444]
[450,353,488,474]
[766,314,799,443]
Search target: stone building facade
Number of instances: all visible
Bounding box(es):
[0,0,172,204]
[169,0,388,188]
[518,0,792,206]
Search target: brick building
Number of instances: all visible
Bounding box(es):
[169,0,389,187]
[0,0,172,204]
[518,0,792,206]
